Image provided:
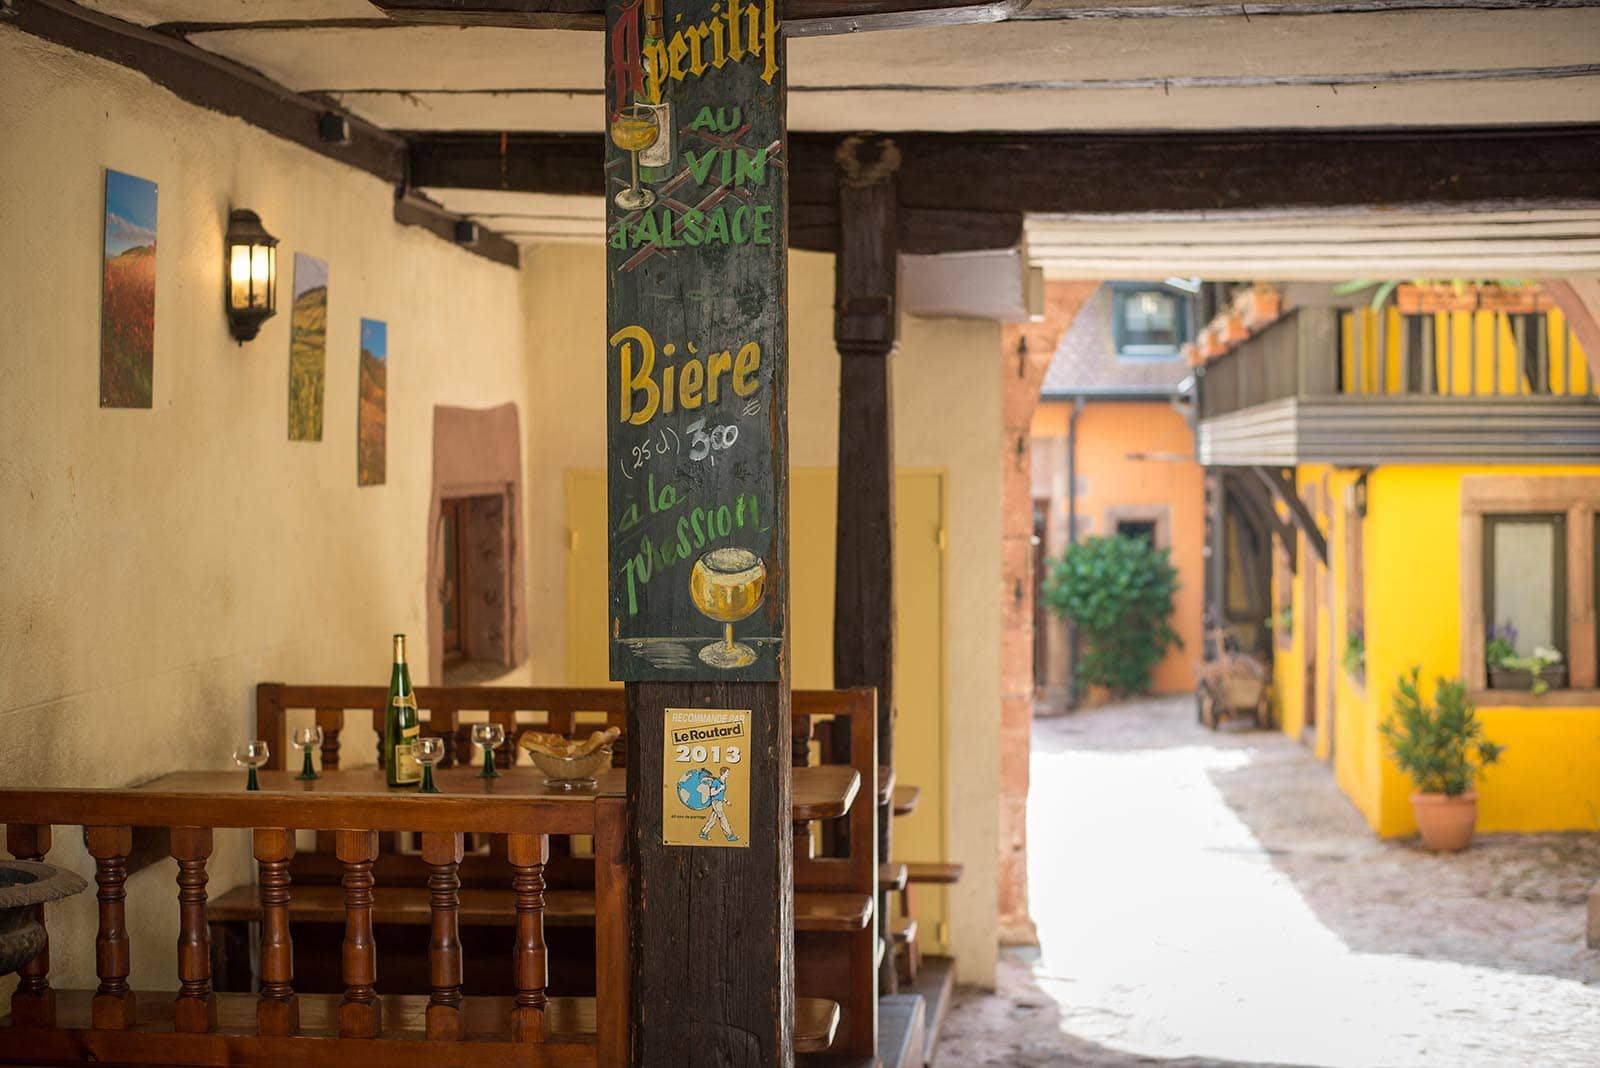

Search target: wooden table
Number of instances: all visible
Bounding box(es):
[0,763,860,831]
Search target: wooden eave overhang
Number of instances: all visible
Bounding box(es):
[1197,394,1600,467]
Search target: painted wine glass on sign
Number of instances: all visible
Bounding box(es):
[689,547,767,669]
[610,102,662,211]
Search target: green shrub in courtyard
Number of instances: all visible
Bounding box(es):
[1042,535,1181,697]
[1380,667,1504,797]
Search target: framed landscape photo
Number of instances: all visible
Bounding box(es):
[358,318,386,486]
[99,169,157,408]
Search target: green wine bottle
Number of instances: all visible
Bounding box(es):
[384,633,422,787]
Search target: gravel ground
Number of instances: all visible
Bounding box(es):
[934,696,1600,1067]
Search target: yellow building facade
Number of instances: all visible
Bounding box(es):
[1265,306,1600,837]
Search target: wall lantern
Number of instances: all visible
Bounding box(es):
[225,209,278,342]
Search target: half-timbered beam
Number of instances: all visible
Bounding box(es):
[8,0,519,267]
[406,126,1600,218]
[1252,466,1329,566]
[1228,468,1298,574]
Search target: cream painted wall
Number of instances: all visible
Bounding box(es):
[522,244,1004,984]
[0,30,528,989]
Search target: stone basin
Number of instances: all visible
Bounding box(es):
[0,860,88,975]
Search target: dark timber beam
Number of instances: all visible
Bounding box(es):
[832,135,899,993]
[373,0,1023,35]
[406,126,1600,218]
[1227,469,1297,574]
[10,0,403,183]
[1252,466,1329,566]
[8,0,518,268]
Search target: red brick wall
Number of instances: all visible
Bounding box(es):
[996,282,1096,944]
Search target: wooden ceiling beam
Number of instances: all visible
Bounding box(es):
[8,0,523,269]
[406,126,1600,224]
[370,0,1023,36]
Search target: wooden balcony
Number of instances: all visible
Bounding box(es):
[1197,306,1600,467]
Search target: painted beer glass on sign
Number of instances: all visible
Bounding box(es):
[604,0,787,681]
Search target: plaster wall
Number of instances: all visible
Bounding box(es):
[521,243,1005,984]
[0,30,528,989]
[1030,400,1207,696]
[1273,463,1600,836]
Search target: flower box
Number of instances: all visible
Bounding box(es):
[1487,665,1567,693]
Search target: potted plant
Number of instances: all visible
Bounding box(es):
[1380,668,1504,851]
[1342,628,1365,681]
[1485,621,1567,695]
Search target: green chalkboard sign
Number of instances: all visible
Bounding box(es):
[605,0,787,682]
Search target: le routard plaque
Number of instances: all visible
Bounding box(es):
[661,708,752,848]
[604,0,787,682]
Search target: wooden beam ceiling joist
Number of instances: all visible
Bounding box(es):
[1224,470,1297,574]
[369,0,1024,36]
[406,126,1600,225]
[10,0,405,184]
[1251,466,1329,566]
[7,0,520,269]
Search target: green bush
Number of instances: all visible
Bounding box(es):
[1041,535,1181,697]
[1379,667,1504,797]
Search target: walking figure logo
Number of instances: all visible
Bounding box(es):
[675,766,739,842]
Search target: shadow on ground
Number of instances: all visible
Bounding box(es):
[937,950,1309,1068]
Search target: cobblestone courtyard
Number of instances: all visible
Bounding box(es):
[936,697,1600,1067]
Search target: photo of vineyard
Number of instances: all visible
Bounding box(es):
[99,169,157,408]
[288,253,327,440]
[358,318,387,486]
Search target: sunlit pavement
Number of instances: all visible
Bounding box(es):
[1025,698,1600,1067]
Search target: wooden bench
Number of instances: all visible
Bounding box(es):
[250,683,878,1059]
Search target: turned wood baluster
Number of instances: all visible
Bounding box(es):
[171,827,217,1032]
[85,825,136,1029]
[7,824,55,1027]
[494,711,517,769]
[316,708,343,769]
[508,832,550,1043]
[337,829,381,1038]
[314,711,343,855]
[421,831,465,1040]
[431,710,459,769]
[372,709,386,768]
[253,828,299,1035]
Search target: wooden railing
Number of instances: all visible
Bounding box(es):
[1199,307,1594,420]
[256,684,627,773]
[0,776,628,1067]
[1337,306,1592,399]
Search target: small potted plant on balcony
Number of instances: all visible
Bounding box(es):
[1486,621,1567,695]
[1380,668,1505,852]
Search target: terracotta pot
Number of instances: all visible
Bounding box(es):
[1411,791,1478,852]
[1396,283,1479,314]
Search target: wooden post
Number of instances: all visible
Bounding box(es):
[833,133,900,991]
[422,831,465,1041]
[507,832,549,1044]
[7,824,55,1027]
[171,827,217,1033]
[604,0,793,1063]
[252,827,299,1035]
[336,829,381,1038]
[85,825,136,1030]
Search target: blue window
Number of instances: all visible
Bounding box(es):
[1112,284,1191,360]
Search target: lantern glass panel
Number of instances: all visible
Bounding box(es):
[229,245,251,309]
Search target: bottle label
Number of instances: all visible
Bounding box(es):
[395,722,422,782]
